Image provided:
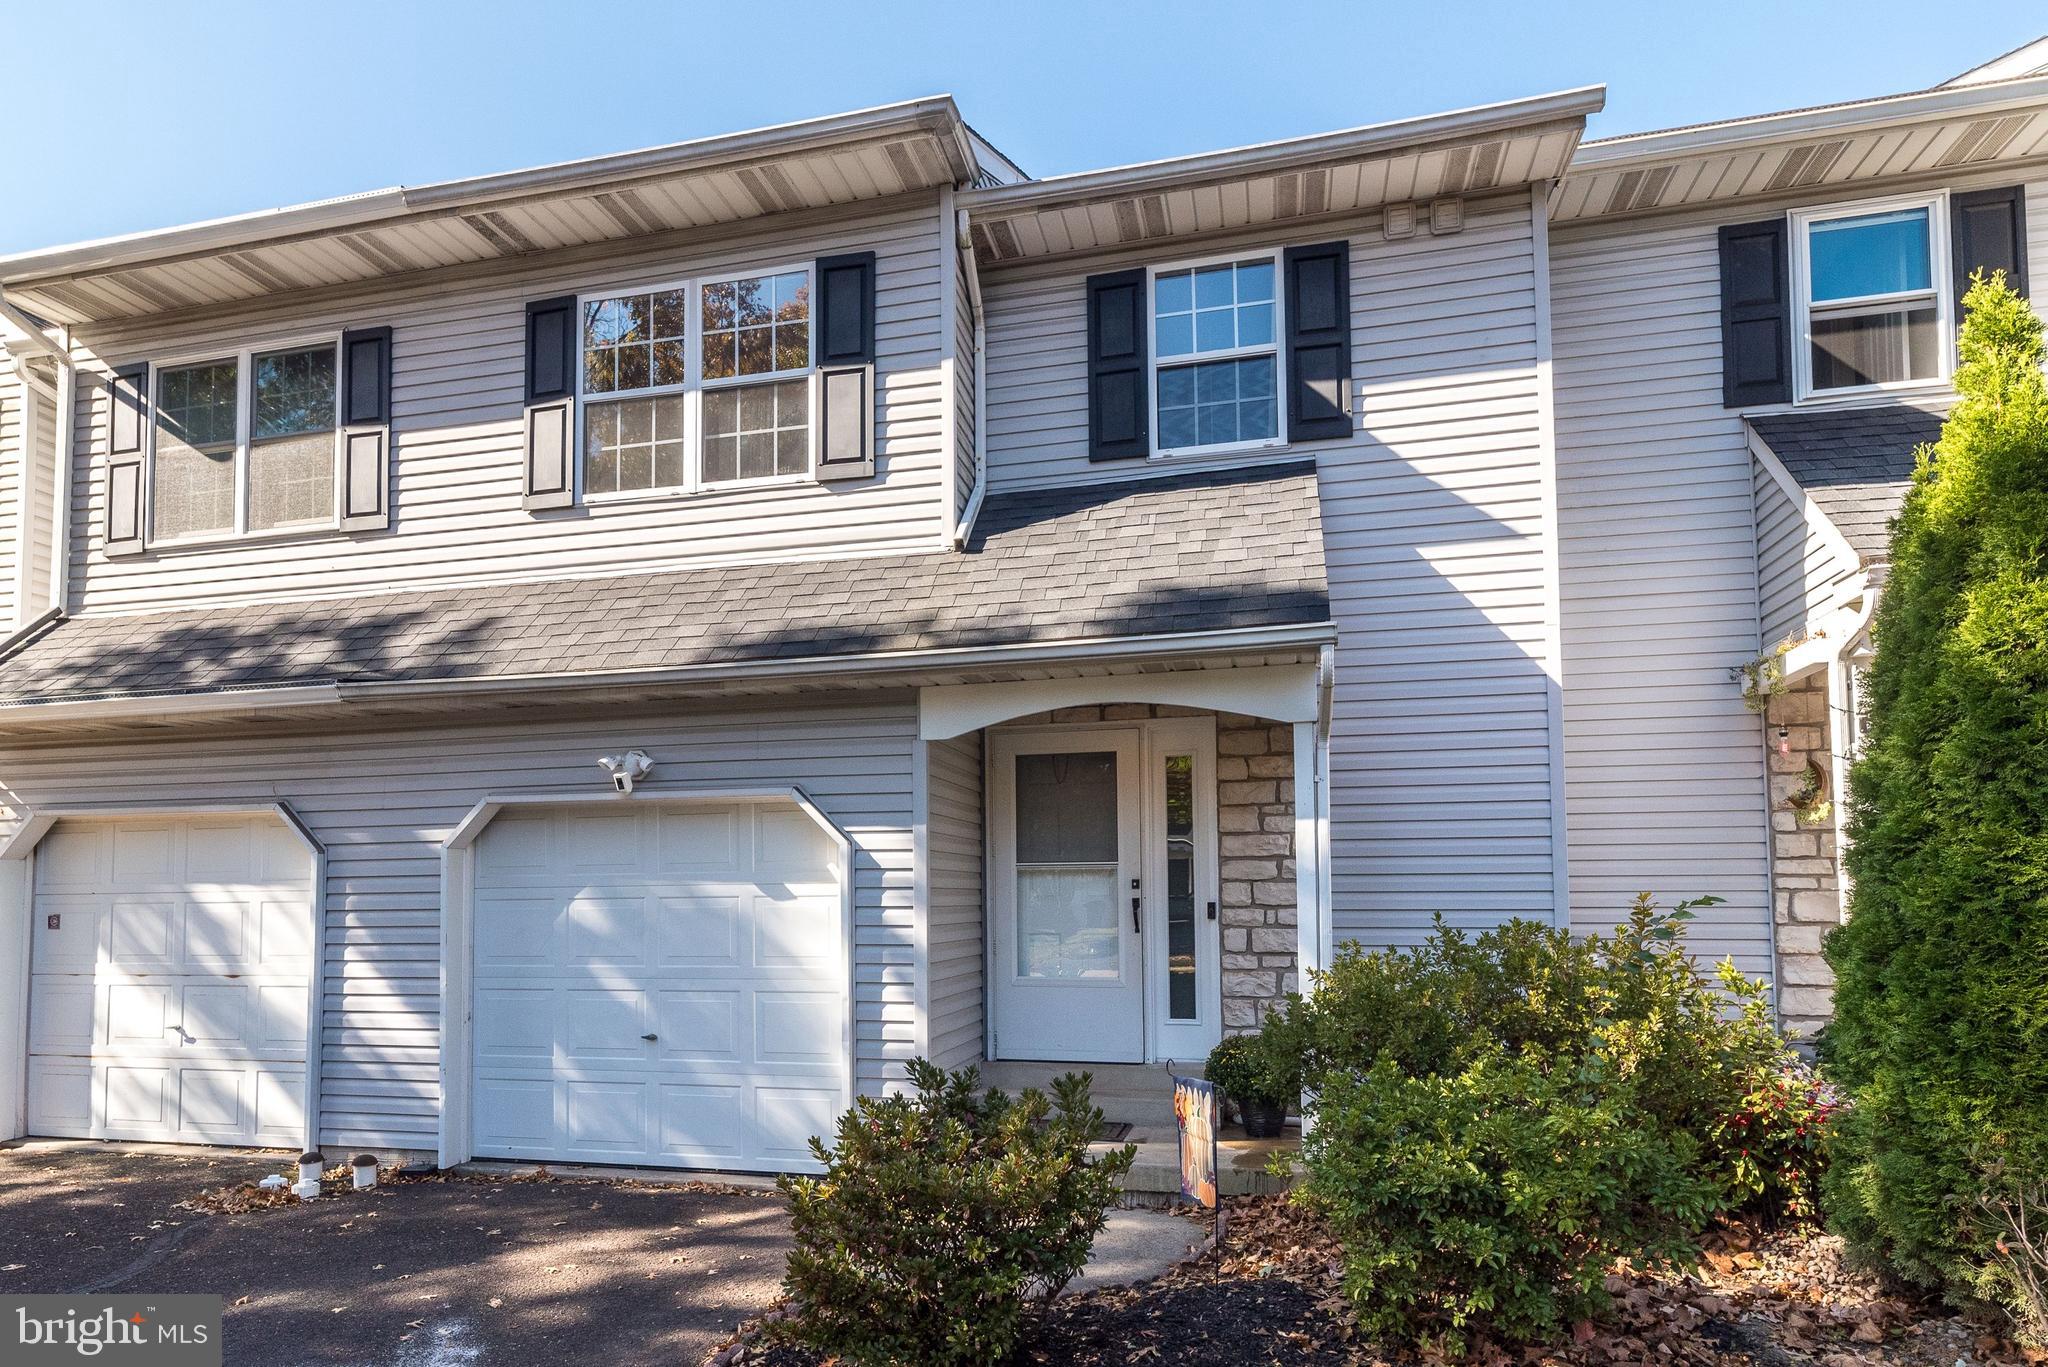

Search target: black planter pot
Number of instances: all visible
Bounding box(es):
[1238,1099,1289,1138]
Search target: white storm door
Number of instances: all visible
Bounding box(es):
[1145,718,1222,1063]
[990,731,1144,1062]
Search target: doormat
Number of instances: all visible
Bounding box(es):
[1095,1122,1134,1142]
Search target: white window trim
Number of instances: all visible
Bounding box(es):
[1146,248,1287,461]
[143,334,343,550]
[573,262,818,504]
[1790,191,1953,406]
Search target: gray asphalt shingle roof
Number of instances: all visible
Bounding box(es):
[0,462,1329,706]
[1747,406,1944,563]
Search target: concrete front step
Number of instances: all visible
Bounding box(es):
[974,1059,1200,1128]
[1102,1128,1301,1204]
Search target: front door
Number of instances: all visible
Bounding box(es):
[989,721,1222,1064]
[990,731,1145,1061]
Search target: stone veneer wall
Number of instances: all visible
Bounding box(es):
[1000,704,1297,1034]
[1765,675,1841,1039]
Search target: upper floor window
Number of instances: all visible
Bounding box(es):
[1150,255,1281,456]
[151,341,339,544]
[577,267,812,498]
[1792,196,1950,400]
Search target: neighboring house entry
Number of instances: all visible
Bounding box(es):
[988,718,1220,1064]
[468,799,848,1174]
[26,814,315,1146]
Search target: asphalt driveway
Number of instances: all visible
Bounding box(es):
[0,1142,792,1366]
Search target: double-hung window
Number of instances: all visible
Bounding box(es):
[150,340,339,543]
[1150,254,1281,456]
[575,266,813,497]
[1792,195,1950,399]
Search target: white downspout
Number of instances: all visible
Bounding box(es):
[0,289,74,621]
[953,209,987,549]
[1826,579,1879,917]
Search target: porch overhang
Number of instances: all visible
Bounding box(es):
[918,661,1322,740]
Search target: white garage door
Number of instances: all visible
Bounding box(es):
[471,801,847,1174]
[27,815,315,1147]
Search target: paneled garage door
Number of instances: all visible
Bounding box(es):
[27,815,315,1146]
[471,801,846,1173]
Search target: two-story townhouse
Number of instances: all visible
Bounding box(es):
[0,44,2042,1176]
[1551,39,2048,1037]
[0,89,1598,1171]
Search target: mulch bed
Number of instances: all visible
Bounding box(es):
[710,1194,2042,1366]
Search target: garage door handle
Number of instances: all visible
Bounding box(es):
[641,1033,658,1042]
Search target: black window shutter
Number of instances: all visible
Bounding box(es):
[1951,186,2028,308]
[815,251,876,480]
[1085,268,1147,461]
[523,295,576,510]
[1283,240,1353,442]
[1718,219,1791,408]
[104,363,148,556]
[340,326,393,532]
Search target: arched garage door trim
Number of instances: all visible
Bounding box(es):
[0,802,326,1151]
[438,786,855,1170]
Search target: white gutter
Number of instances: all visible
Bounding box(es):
[953,208,988,549]
[1575,71,2048,169]
[0,98,973,287]
[0,620,1339,724]
[958,86,1605,216]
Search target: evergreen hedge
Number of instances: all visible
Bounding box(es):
[1822,273,2048,1332]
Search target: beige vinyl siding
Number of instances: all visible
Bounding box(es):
[924,732,984,1069]
[62,197,950,615]
[978,196,1567,946]
[1551,214,1775,977]
[1754,460,1859,648]
[0,696,917,1151]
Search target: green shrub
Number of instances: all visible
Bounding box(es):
[774,1059,1135,1366]
[1709,1058,1844,1225]
[1822,272,2048,1317]
[1306,1048,1718,1354]
[1204,1027,1300,1110]
[1284,895,1793,1352]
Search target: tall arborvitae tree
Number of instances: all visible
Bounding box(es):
[1823,274,2048,1329]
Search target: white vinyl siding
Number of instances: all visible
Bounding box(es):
[1551,215,1776,978]
[924,732,984,1069]
[61,198,949,615]
[1753,460,1860,648]
[978,197,1567,947]
[0,698,917,1153]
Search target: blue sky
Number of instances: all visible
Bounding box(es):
[1,1,2041,256]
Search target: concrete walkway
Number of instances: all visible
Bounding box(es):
[1069,1207,1210,1292]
